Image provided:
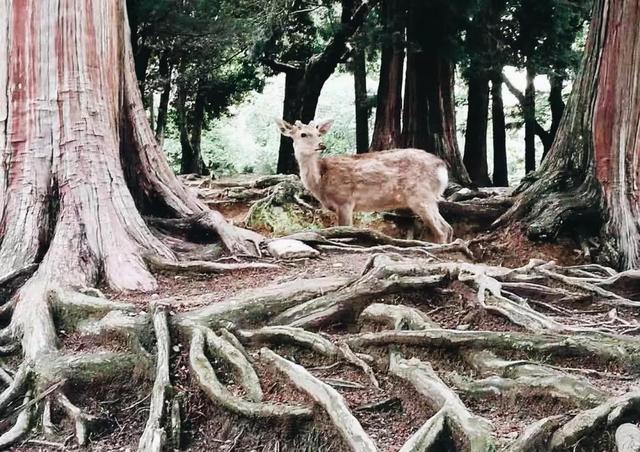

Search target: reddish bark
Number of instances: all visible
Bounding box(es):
[0,0,247,357]
[502,0,640,269]
[370,0,405,151]
[401,0,471,186]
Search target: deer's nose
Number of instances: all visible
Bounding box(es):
[318,143,326,150]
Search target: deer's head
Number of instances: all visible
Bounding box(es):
[275,119,334,158]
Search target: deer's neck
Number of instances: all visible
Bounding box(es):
[295,151,322,196]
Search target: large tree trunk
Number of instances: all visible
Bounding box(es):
[353,46,370,153]
[402,0,472,186]
[0,0,255,362]
[155,52,172,149]
[491,72,509,186]
[523,63,537,173]
[501,0,640,269]
[369,0,405,151]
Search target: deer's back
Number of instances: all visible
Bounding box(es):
[317,148,445,211]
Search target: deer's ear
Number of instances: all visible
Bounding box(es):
[275,119,295,137]
[316,119,334,135]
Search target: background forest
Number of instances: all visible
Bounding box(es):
[128,0,590,186]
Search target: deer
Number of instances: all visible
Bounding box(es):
[275,118,454,244]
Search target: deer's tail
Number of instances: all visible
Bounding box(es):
[435,164,448,200]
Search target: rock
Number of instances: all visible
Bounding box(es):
[266,239,320,260]
[616,424,640,452]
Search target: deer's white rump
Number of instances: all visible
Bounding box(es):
[276,119,453,243]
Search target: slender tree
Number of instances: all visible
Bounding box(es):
[353,44,370,153]
[369,0,405,151]
[264,0,372,173]
[501,0,640,269]
[491,73,509,186]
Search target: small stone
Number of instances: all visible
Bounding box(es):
[266,239,320,260]
[456,324,470,330]
[172,346,180,352]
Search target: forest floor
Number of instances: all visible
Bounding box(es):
[9,175,640,452]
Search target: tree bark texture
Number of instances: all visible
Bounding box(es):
[462,7,493,187]
[155,52,172,149]
[369,0,405,152]
[491,72,509,186]
[401,0,472,186]
[523,63,537,174]
[503,0,640,270]
[0,0,206,356]
[353,46,370,153]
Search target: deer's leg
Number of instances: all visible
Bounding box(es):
[337,204,354,226]
[409,201,451,244]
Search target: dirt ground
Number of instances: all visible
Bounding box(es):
[9,178,640,452]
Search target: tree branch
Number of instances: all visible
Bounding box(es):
[261,59,303,74]
[502,73,552,149]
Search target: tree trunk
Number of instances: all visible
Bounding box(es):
[189,83,210,176]
[277,71,304,174]
[0,0,210,360]
[502,0,640,269]
[274,0,371,174]
[543,73,565,160]
[523,63,537,173]
[155,52,172,149]
[353,46,370,153]
[370,0,405,151]
[463,75,491,186]
[491,72,509,186]
[402,0,472,186]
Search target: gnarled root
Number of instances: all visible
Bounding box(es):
[138,304,173,452]
[390,352,495,452]
[189,329,311,419]
[505,415,567,452]
[56,391,98,446]
[549,390,640,450]
[457,350,608,407]
[145,255,279,274]
[260,347,378,452]
[0,391,34,448]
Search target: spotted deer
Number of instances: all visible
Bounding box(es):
[275,119,453,243]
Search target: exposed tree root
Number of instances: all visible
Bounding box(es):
[398,408,448,452]
[189,329,311,419]
[56,391,97,446]
[176,276,351,329]
[549,390,640,450]
[237,326,341,357]
[138,304,173,452]
[505,415,567,452]
[0,391,33,448]
[389,352,495,451]
[348,329,640,368]
[146,210,265,257]
[457,350,608,406]
[360,303,440,330]
[260,347,378,452]
[204,328,263,402]
[145,255,279,274]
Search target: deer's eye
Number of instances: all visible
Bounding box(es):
[300,133,307,138]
